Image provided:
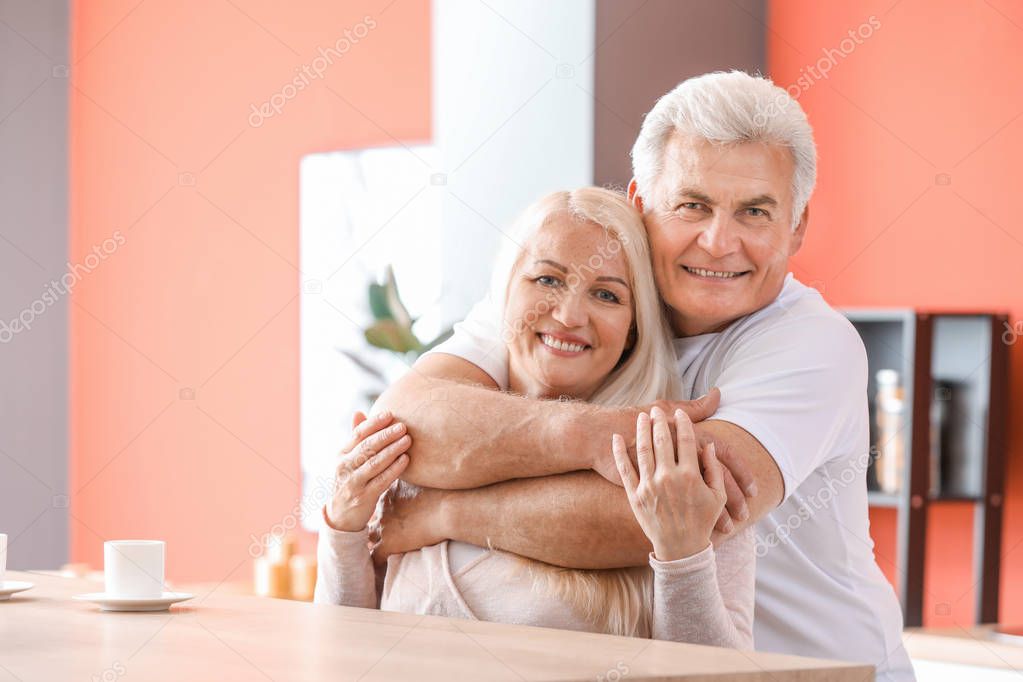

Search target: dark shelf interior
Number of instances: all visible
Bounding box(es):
[930,316,991,498]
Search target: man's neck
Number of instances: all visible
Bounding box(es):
[671,314,738,338]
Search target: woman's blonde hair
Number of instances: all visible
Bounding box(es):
[492,187,678,636]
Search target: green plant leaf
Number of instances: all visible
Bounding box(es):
[383,265,413,328]
[368,283,392,320]
[365,319,422,353]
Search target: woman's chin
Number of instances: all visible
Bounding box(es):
[534,373,589,399]
[530,359,611,396]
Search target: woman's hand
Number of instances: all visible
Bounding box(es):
[612,405,727,562]
[592,389,720,485]
[326,410,412,532]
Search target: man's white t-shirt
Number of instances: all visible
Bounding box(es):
[427,274,914,681]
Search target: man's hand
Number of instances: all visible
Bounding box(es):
[702,428,758,534]
[369,482,447,565]
[642,386,721,425]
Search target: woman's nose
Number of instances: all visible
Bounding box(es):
[551,291,588,328]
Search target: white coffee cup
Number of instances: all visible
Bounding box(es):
[104,540,164,598]
[0,533,7,584]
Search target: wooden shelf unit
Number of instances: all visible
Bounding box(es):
[843,309,1010,628]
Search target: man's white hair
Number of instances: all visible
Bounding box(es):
[630,70,817,229]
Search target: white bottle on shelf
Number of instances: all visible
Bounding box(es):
[875,369,905,494]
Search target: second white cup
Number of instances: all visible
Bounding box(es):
[104,540,164,598]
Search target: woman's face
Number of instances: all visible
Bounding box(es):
[504,215,634,400]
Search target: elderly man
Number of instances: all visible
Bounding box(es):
[369,71,914,681]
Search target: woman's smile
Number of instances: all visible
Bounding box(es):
[536,331,591,356]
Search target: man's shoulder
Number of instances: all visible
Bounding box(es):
[710,277,866,385]
[733,276,862,350]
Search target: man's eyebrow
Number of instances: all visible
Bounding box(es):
[740,194,779,208]
[534,259,567,272]
[671,187,715,205]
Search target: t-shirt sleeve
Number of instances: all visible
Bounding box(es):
[423,297,510,389]
[709,312,869,501]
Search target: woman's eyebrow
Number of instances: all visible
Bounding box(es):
[596,276,628,288]
[534,259,567,272]
[536,259,628,288]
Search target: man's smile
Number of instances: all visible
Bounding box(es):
[681,264,751,280]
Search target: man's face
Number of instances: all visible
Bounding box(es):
[640,132,808,337]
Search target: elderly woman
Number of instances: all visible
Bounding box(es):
[315,187,754,648]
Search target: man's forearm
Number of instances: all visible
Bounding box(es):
[374,355,614,489]
[438,471,652,568]
[426,420,781,569]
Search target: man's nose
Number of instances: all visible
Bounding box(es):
[696,212,740,259]
[551,289,588,328]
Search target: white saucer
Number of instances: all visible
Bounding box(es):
[0,581,34,600]
[72,591,194,612]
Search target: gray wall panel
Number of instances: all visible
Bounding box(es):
[594,0,766,188]
[0,0,69,570]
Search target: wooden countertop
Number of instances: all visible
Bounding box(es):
[904,625,1023,670]
[0,570,873,681]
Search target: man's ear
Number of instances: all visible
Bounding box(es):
[627,178,645,213]
[790,203,810,255]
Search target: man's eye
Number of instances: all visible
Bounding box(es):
[746,207,768,218]
[594,289,621,304]
[679,202,704,211]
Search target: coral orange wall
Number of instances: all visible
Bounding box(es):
[769,0,1023,626]
[69,0,430,582]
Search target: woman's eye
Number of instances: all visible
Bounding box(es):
[594,289,621,304]
[535,275,561,288]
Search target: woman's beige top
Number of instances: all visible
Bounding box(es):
[315,514,755,649]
